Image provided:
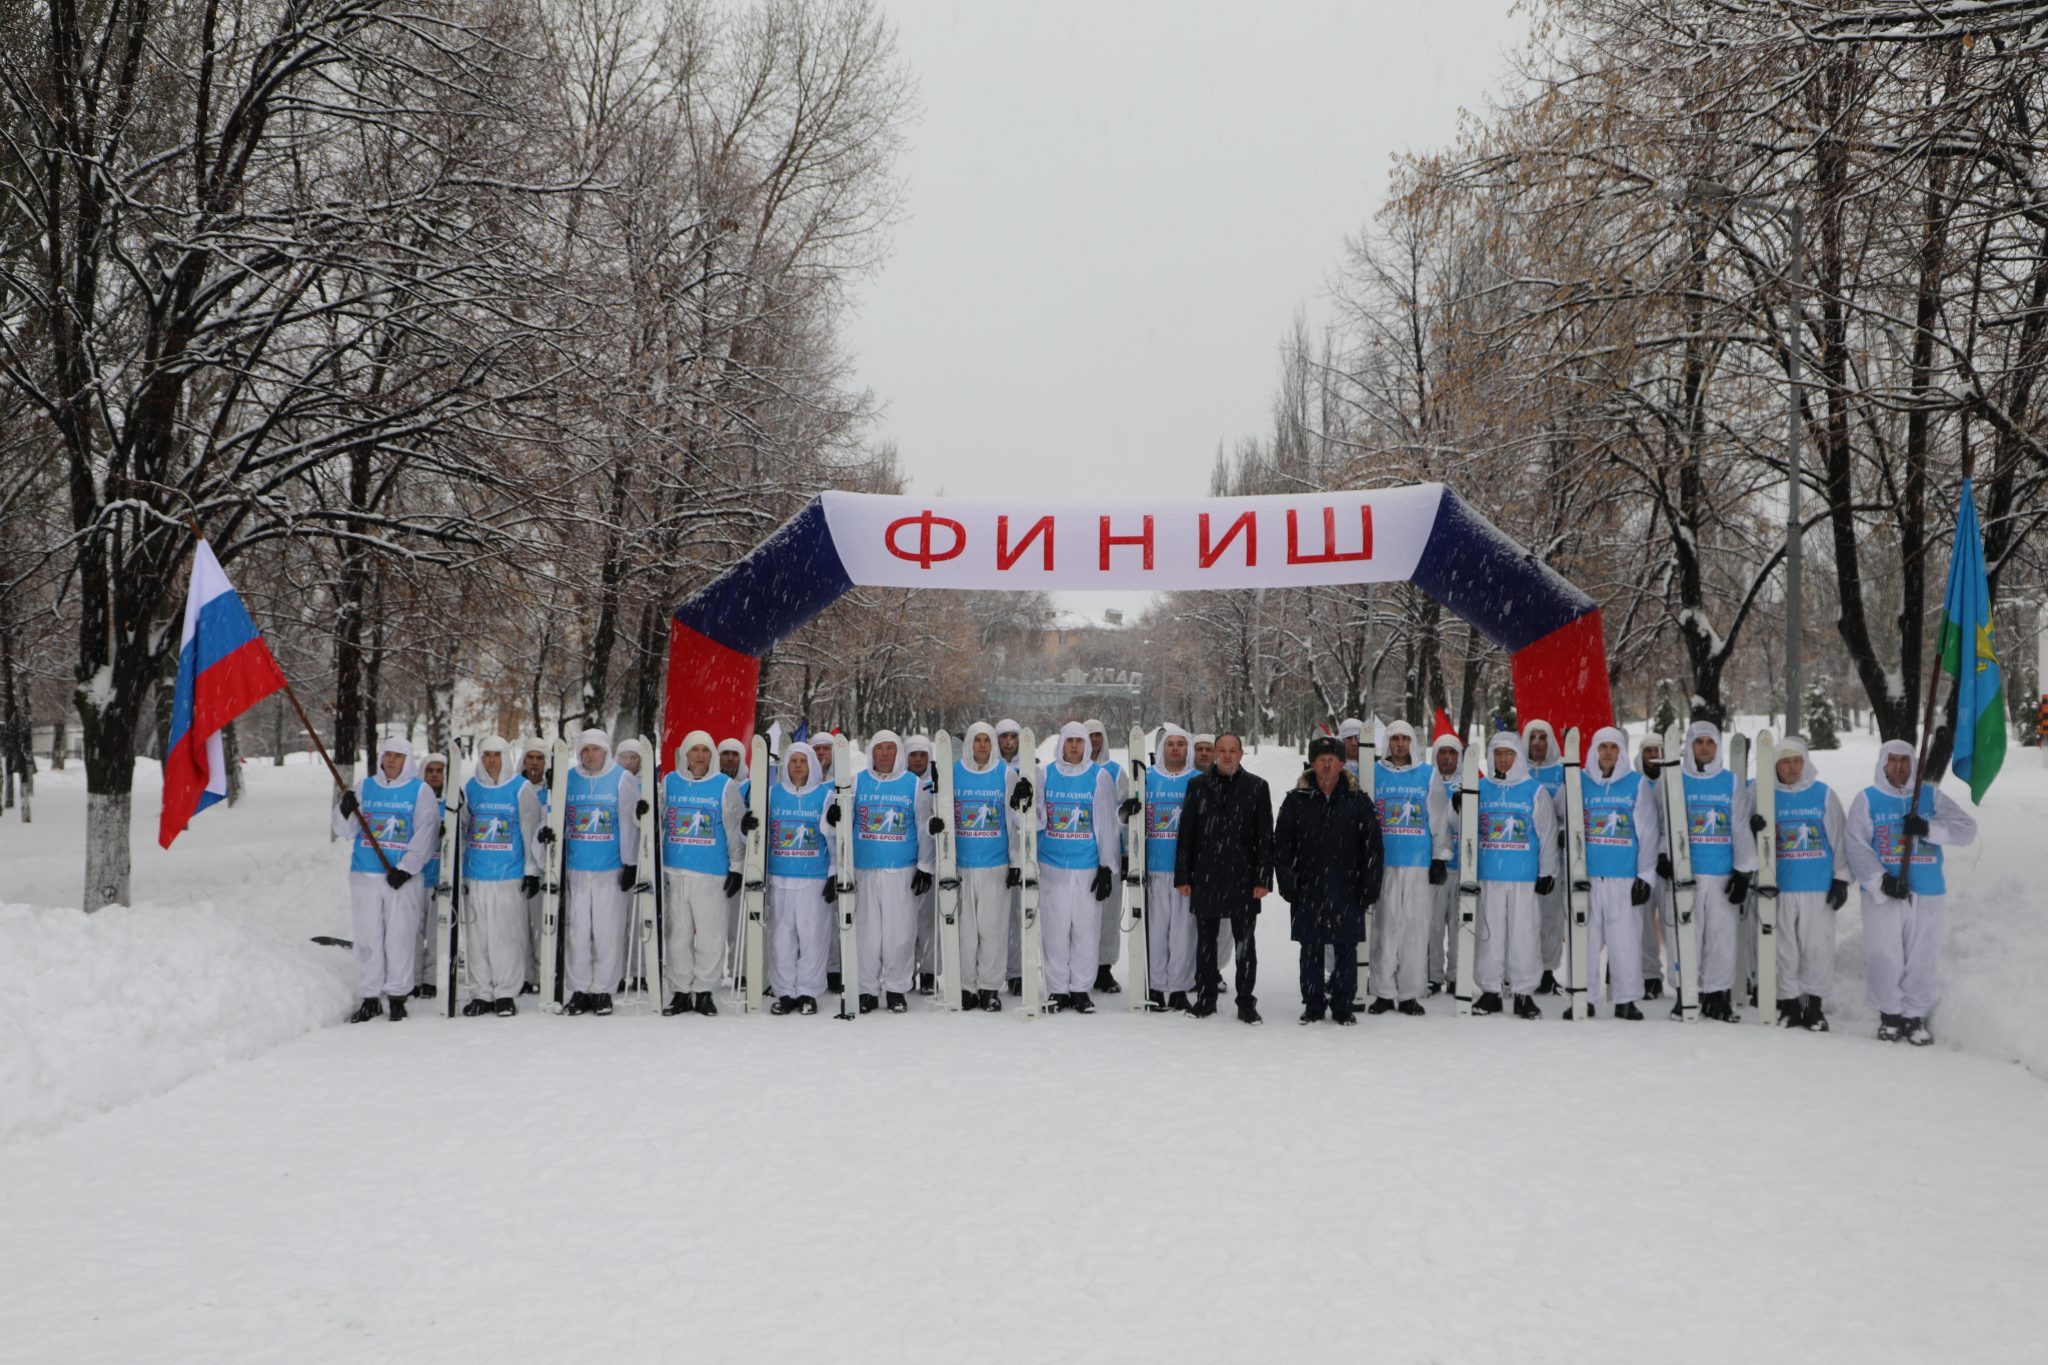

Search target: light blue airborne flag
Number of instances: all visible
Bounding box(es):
[1938,478,2004,804]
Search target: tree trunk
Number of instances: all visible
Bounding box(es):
[224,719,243,805]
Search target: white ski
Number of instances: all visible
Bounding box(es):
[1561,727,1591,1021]
[540,738,571,1014]
[632,735,663,1010]
[1122,724,1152,1011]
[1354,726,1377,1010]
[1727,730,1753,1010]
[1659,723,1700,1023]
[831,734,861,1020]
[1753,729,1779,1026]
[435,740,467,1018]
[743,735,770,1014]
[1010,726,1044,1018]
[933,730,964,1013]
[1454,745,1481,1018]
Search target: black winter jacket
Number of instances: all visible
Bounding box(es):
[1172,766,1274,920]
[1272,768,1384,944]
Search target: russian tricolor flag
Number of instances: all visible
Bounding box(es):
[159,541,287,848]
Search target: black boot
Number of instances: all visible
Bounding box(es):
[494,997,517,1017]
[1426,980,1444,996]
[350,997,382,1023]
[414,982,437,999]
[564,991,590,1016]
[1804,996,1830,1033]
[1188,994,1217,1019]
[1512,994,1542,1020]
[662,992,692,1016]
[1774,998,1800,1027]
[1905,1016,1935,1047]
[1615,1001,1644,1021]
[1717,990,1742,1024]
[1473,991,1503,1015]
[593,993,614,1016]
[1398,999,1426,1017]
[1535,970,1559,995]
[1643,976,1664,1000]
[462,998,494,1017]
[1332,1004,1357,1026]
[1236,998,1262,1025]
[520,981,539,996]
[1094,965,1122,994]
[1299,1003,1326,1024]
[981,989,1003,1012]
[961,991,981,1011]
[1008,976,1022,996]
[1070,991,1097,1014]
[1147,989,1166,1010]
[1167,990,1190,1012]
[387,996,408,1022]
[918,973,937,996]
[858,993,878,1014]
[798,996,819,1015]
[828,971,844,994]
[1043,993,1068,1014]
[770,995,798,1015]
[695,991,717,1016]
[1366,997,1396,1016]
[886,991,908,1014]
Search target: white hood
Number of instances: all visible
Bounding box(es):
[1771,735,1819,793]
[1054,721,1093,777]
[676,729,715,776]
[866,729,904,778]
[1871,738,1919,798]
[1681,720,1723,779]
[962,721,1002,775]
[1485,731,1529,784]
[575,728,615,777]
[1521,719,1560,767]
[1636,735,1666,779]
[1381,719,1418,770]
[1337,717,1363,740]
[371,736,420,786]
[1585,725,1631,784]
[1155,723,1192,775]
[718,738,746,763]
[475,735,521,789]
[778,741,822,796]
[1428,732,1464,779]
[994,718,1021,738]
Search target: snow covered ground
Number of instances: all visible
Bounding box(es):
[2,731,2045,1362]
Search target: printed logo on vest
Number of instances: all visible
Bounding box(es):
[772,820,821,854]
[569,805,614,841]
[1874,822,1935,866]
[666,807,716,845]
[1586,809,1633,844]
[1482,813,1529,849]
[368,813,410,848]
[1146,802,1182,837]
[857,803,908,840]
[1688,807,1730,843]
[1377,797,1426,835]
[467,812,513,851]
[1046,800,1093,838]
[957,798,1002,836]
[1777,817,1825,860]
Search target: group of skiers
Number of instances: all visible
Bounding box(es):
[332,710,1977,1047]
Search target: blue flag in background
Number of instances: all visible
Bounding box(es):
[1939,478,2005,804]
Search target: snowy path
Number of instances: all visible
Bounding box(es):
[4,997,2045,1364]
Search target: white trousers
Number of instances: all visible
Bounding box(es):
[463,879,530,1001]
[1587,877,1644,1005]
[417,877,440,986]
[1642,877,1669,982]
[958,865,1012,992]
[768,877,833,1000]
[856,866,918,995]
[1145,871,1197,994]
[350,872,426,999]
[914,882,937,976]
[1860,890,1946,1017]
[1539,854,1566,972]
[1478,882,1542,996]
[1040,865,1102,996]
[1428,874,1458,986]
[664,870,733,995]
[1775,890,1836,1000]
[1695,873,1739,993]
[1099,862,1122,968]
[1369,866,1432,1002]
[526,889,544,987]
[565,868,630,994]
[1007,882,1022,980]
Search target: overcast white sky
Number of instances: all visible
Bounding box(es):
[842,0,1529,512]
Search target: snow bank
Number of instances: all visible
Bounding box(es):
[0,902,354,1143]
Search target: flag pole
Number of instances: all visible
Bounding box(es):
[182,516,397,878]
[1897,448,1977,874]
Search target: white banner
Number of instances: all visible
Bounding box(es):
[819,484,1446,591]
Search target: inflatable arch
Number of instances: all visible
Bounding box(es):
[662,484,1613,762]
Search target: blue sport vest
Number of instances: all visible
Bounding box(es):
[1434,768,1461,869]
[953,761,1010,869]
[462,778,527,883]
[1041,764,1103,871]
[854,770,919,870]
[662,771,732,874]
[564,766,627,872]
[1773,782,1836,893]
[1581,772,1644,880]
[352,777,424,875]
[1374,763,1435,869]
[767,784,832,879]
[1144,766,1194,867]
[1682,770,1736,876]
[1478,776,1540,883]
[1530,760,1565,798]
[1863,785,1944,895]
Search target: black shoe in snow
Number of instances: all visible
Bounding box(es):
[1876,1012,1904,1042]
[1427,980,1445,997]
[1398,999,1426,1017]
[1718,992,1743,1024]
[1333,1007,1358,1026]
[1535,970,1559,996]
[350,997,383,1023]
[798,996,819,1015]
[1188,995,1217,1019]
[918,973,937,996]
[1804,998,1830,1033]
[981,990,1003,1012]
[769,996,797,1015]
[387,996,408,1022]
[961,991,981,1011]
[695,992,717,1016]
[1614,1002,1644,1021]
[662,992,692,1016]
[858,993,878,1014]
[1366,997,1396,1016]
[1008,976,1022,996]
[1905,1016,1935,1047]
[462,998,494,1017]
[828,972,844,995]
[1094,966,1122,994]
[1472,992,1503,1016]
[1167,990,1190,1012]
[1643,977,1663,1000]
[1747,983,1759,1007]
[495,997,518,1017]
[1147,989,1167,1011]
[414,983,437,1000]
[593,993,615,1016]
[1774,998,1800,1027]
[1512,994,1542,1020]
[1070,991,1097,1014]
[886,991,908,1014]
[1237,1000,1262,1025]
[520,981,539,995]
[564,992,589,1016]
[1043,994,1068,1014]
[1299,1005,1326,1024]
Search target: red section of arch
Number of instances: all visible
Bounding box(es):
[1509,609,1614,744]
[662,619,760,771]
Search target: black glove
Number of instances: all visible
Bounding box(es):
[384,867,412,890]
[338,791,359,819]
[1826,879,1848,910]
[1428,859,1447,886]
[1631,877,1652,906]
[1655,852,1673,880]
[1533,874,1555,896]
[1118,796,1142,821]
[536,826,556,846]
[1901,813,1930,839]
[1880,872,1910,900]
[741,810,759,834]
[1726,871,1752,903]
[1748,812,1766,834]
[1008,777,1033,811]
[823,878,838,903]
[521,874,540,897]
[723,870,744,897]
[618,864,637,892]
[911,869,933,896]
[1091,865,1114,901]
[928,816,945,836]
[1006,866,1021,888]
[636,799,650,819]
[1449,789,1462,813]
[825,803,841,826]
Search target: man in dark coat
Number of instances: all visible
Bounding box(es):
[1174,733,1274,1023]
[1273,735,1385,1025]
